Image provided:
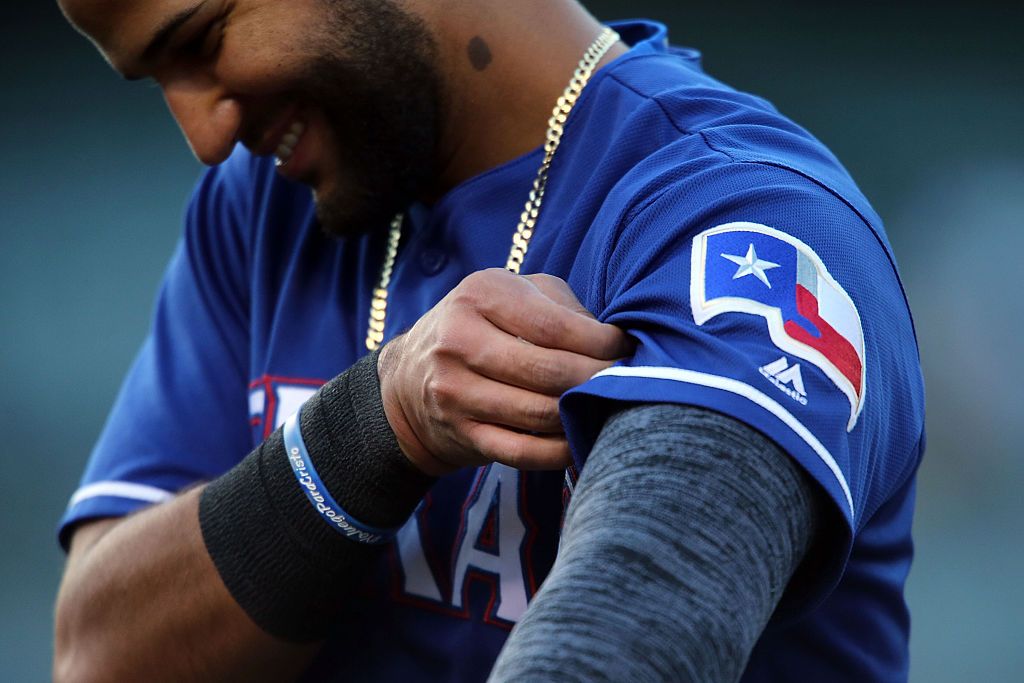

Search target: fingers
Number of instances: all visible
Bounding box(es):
[521,273,593,318]
[417,362,569,469]
[467,269,633,360]
[381,269,633,474]
[465,422,572,471]
[447,375,563,433]
[466,332,615,395]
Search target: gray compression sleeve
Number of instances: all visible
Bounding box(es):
[489,403,821,682]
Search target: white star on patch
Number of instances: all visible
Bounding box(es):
[720,243,780,288]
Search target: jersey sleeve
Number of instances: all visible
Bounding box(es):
[561,160,925,610]
[58,148,259,549]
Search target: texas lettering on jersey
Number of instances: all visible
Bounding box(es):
[62,21,925,680]
[248,377,556,627]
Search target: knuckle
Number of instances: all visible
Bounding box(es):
[460,268,503,295]
[463,340,492,373]
[450,280,481,309]
[522,272,553,284]
[474,291,503,320]
[432,331,463,360]
[527,397,558,427]
[423,376,441,406]
[464,421,487,451]
[468,424,505,465]
[470,425,523,469]
[536,309,568,341]
[530,273,571,298]
[450,290,476,311]
[501,438,525,469]
[437,379,458,406]
[460,270,486,288]
[480,266,510,281]
[525,307,554,335]
[526,355,566,389]
[425,376,455,408]
[429,318,476,363]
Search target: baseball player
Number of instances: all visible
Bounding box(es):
[54,0,925,681]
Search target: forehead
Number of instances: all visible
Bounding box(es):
[58,0,200,68]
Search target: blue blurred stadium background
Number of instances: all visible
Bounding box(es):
[2,1,1021,680]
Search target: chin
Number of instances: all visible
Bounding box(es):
[313,187,402,240]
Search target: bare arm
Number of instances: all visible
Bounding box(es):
[54,271,630,682]
[54,490,318,683]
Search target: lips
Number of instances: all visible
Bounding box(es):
[245,105,328,185]
[247,104,301,158]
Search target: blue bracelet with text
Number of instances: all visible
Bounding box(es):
[282,411,399,545]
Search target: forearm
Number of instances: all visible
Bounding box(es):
[54,488,317,683]
[55,349,434,681]
[490,404,822,682]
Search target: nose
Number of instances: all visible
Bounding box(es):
[161,75,242,166]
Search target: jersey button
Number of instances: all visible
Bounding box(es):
[419,247,448,276]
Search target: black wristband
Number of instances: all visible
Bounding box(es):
[199,349,435,642]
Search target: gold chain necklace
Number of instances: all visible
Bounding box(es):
[366,27,621,351]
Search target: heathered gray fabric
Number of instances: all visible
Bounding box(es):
[489,404,820,682]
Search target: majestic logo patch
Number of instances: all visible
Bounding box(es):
[759,357,808,405]
[691,222,866,430]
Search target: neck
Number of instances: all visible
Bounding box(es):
[420,0,627,200]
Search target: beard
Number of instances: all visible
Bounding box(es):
[298,0,444,238]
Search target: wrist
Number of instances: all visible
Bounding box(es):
[199,348,437,641]
[301,346,438,525]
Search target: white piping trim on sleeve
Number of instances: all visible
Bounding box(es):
[563,469,576,495]
[68,481,175,509]
[590,365,855,519]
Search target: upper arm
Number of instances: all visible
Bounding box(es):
[561,158,924,613]
[490,402,824,682]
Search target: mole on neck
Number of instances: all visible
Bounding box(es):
[467,36,492,71]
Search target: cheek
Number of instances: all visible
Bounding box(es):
[215,41,315,96]
[215,9,322,94]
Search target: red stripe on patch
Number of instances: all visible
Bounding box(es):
[785,285,863,397]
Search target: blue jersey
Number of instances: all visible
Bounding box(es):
[60,20,924,682]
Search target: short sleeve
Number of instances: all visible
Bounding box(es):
[58,148,258,549]
[561,160,925,609]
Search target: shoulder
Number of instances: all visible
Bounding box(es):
[573,54,899,310]
[565,58,924,512]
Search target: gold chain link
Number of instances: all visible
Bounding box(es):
[365,214,404,350]
[366,27,620,351]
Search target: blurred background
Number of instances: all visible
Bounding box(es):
[2,0,1021,680]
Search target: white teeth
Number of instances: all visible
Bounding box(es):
[274,120,307,167]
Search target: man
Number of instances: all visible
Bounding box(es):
[54,0,925,681]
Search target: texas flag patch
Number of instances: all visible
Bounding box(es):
[690,222,866,430]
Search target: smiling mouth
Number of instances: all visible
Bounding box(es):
[274,120,307,167]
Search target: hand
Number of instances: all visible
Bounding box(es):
[377,268,633,475]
